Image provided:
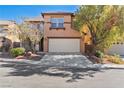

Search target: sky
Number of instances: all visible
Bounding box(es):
[0,5,79,23]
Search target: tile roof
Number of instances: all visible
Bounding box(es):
[0,20,15,25]
[42,11,74,16]
[25,16,44,22]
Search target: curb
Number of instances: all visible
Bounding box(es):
[100,64,124,69]
[0,58,33,63]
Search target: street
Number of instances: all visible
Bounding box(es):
[0,61,124,88]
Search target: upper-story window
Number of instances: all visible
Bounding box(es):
[29,23,43,31]
[0,27,7,36]
[51,18,64,28]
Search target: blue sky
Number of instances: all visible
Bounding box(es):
[0,5,78,23]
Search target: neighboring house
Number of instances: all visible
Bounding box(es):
[25,16,44,51]
[42,12,84,53]
[107,43,124,56]
[0,20,20,50]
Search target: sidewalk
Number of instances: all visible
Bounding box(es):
[101,64,124,69]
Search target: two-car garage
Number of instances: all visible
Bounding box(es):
[48,38,80,52]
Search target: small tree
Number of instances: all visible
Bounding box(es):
[73,5,124,53]
[18,22,43,52]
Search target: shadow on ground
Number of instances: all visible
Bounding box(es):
[0,61,103,82]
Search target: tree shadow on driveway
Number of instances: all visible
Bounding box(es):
[0,61,103,82]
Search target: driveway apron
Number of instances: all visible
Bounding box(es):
[40,53,99,68]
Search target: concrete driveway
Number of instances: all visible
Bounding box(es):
[0,53,124,88]
[40,53,97,68]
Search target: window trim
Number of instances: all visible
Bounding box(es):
[50,18,64,29]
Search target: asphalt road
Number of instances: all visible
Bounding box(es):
[0,61,124,88]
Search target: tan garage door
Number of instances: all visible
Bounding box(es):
[107,44,124,55]
[49,38,80,52]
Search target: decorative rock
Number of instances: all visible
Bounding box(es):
[29,54,41,61]
[91,56,102,63]
[16,55,26,59]
[26,51,32,57]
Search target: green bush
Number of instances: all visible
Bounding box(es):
[95,50,104,58]
[10,47,25,57]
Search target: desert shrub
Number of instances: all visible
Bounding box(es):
[107,54,124,64]
[10,47,25,57]
[95,50,104,58]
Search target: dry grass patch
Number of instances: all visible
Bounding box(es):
[104,54,124,64]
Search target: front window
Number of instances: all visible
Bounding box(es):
[0,27,7,36]
[29,24,38,29]
[51,18,64,28]
[37,23,43,31]
[29,23,43,31]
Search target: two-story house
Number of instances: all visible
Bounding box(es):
[42,12,124,55]
[42,12,84,53]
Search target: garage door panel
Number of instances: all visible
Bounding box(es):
[107,44,124,55]
[49,39,80,52]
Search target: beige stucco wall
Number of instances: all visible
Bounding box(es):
[43,14,84,53]
[0,23,20,48]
